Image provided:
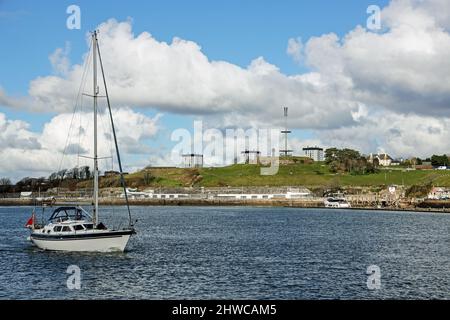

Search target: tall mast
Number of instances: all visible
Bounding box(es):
[92,31,99,225]
[284,107,288,154]
[96,33,133,228]
[280,107,292,157]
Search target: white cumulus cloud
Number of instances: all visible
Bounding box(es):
[0,108,160,180]
[0,0,449,167]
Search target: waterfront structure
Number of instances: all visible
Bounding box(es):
[120,189,189,199]
[303,147,324,162]
[216,188,312,200]
[428,187,450,200]
[20,191,33,199]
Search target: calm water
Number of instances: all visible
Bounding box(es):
[0,206,450,299]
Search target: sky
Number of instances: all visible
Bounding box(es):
[1,0,450,180]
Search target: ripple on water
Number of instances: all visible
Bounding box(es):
[1,206,450,299]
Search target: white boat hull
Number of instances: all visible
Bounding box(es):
[30,231,133,252]
[325,203,351,208]
[324,199,351,208]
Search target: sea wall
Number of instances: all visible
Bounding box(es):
[1,197,449,213]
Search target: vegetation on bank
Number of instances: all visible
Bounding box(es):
[1,157,450,193]
[116,162,450,189]
[324,148,378,174]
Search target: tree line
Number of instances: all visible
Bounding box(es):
[324,148,378,174]
[0,166,92,193]
[324,148,450,174]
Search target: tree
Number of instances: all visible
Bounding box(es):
[0,178,11,186]
[0,177,12,193]
[48,172,59,181]
[143,171,155,185]
[58,169,67,180]
[373,158,380,167]
[16,177,36,191]
[325,147,377,174]
[66,167,80,180]
[325,148,339,164]
[431,154,449,167]
[81,166,91,180]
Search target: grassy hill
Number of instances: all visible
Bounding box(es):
[112,162,450,189]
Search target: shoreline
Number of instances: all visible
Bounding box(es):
[1,198,449,214]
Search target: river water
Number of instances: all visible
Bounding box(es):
[1,206,449,299]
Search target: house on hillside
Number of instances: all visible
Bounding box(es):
[368,153,393,167]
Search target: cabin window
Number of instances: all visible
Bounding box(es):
[53,226,62,232]
[73,225,84,231]
[83,224,94,230]
[62,226,72,232]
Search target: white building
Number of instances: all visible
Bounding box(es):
[368,153,393,167]
[428,187,450,200]
[121,189,189,199]
[216,188,312,200]
[303,147,324,162]
[20,191,32,199]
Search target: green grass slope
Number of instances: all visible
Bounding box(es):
[117,163,450,188]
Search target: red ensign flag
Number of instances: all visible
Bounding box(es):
[25,212,35,228]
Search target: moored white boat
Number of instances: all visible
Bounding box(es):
[324,197,351,208]
[29,207,134,252]
[26,31,136,252]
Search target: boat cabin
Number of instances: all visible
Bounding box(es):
[48,206,91,223]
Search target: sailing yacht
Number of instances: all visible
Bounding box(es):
[26,31,135,252]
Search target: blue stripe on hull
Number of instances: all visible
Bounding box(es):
[31,230,134,241]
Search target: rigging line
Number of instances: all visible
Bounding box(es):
[99,95,116,172]
[78,53,94,175]
[79,99,92,164]
[99,102,115,173]
[104,97,116,219]
[97,101,116,193]
[77,78,88,167]
[56,65,91,194]
[96,40,133,228]
[77,93,83,168]
[97,101,116,219]
[56,40,93,182]
[106,103,115,173]
[59,41,92,169]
